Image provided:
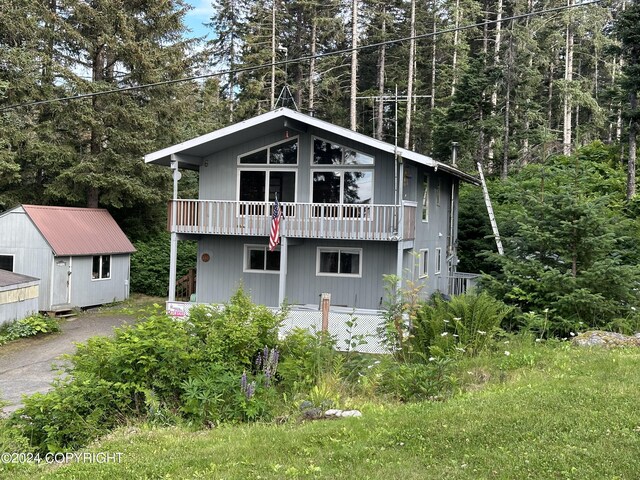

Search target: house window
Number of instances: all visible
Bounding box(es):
[312,138,374,165]
[434,248,442,275]
[316,247,362,277]
[239,138,298,165]
[92,255,111,280]
[312,171,373,205]
[244,245,280,273]
[238,170,296,215]
[422,175,429,222]
[0,255,14,272]
[419,249,429,278]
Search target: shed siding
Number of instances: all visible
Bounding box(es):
[0,209,54,310]
[69,254,131,308]
[196,236,396,309]
[0,295,39,326]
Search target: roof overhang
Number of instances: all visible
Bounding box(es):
[144,107,481,185]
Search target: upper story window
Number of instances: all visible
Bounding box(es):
[313,138,374,165]
[239,138,298,165]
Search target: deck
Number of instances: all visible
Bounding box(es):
[168,200,416,241]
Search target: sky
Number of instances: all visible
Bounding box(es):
[183,0,214,40]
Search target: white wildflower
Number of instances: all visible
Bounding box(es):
[504,351,511,356]
[453,317,462,321]
[570,332,576,337]
[443,319,450,323]
[429,357,436,362]
[477,330,486,335]
[453,334,459,338]
[440,332,448,337]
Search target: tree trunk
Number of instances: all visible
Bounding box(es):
[488,0,503,166]
[376,7,386,140]
[309,15,317,114]
[627,89,637,200]
[451,0,460,97]
[350,0,358,131]
[562,0,574,156]
[502,31,513,180]
[404,0,416,149]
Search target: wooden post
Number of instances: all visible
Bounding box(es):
[321,293,331,333]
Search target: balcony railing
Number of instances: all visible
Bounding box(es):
[168,200,416,241]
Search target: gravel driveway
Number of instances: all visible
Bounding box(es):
[0,311,134,415]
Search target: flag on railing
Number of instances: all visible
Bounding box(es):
[269,195,282,251]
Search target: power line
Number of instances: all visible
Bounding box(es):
[0,0,605,113]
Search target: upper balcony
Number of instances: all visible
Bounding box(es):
[168,200,416,242]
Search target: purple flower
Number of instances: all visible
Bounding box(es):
[240,371,247,392]
[246,381,256,399]
[255,352,263,370]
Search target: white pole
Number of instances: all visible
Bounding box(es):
[168,157,179,302]
[278,234,288,305]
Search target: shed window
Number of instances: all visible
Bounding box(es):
[92,255,111,280]
[0,255,14,272]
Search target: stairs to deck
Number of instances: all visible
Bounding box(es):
[47,305,77,320]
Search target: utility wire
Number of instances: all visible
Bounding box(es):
[0,0,604,112]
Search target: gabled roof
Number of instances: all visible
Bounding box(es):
[16,205,136,256]
[144,107,480,185]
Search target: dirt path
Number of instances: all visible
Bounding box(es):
[0,312,134,415]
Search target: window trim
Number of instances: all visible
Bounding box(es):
[419,249,429,278]
[310,169,374,206]
[237,136,299,165]
[316,247,363,278]
[436,177,441,207]
[237,168,298,204]
[434,247,442,275]
[243,244,281,274]
[422,174,429,222]
[91,254,111,281]
[311,136,375,166]
[0,254,15,272]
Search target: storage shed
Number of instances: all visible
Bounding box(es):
[0,205,136,312]
[0,270,40,326]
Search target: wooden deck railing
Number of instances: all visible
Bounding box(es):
[168,200,414,241]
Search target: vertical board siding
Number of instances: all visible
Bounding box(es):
[195,236,396,310]
[0,210,54,310]
[69,254,131,308]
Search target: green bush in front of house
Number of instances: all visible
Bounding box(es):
[9,288,286,453]
[0,314,60,345]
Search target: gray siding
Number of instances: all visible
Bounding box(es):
[196,236,396,310]
[0,209,131,310]
[411,166,456,298]
[69,254,131,308]
[0,209,54,310]
[197,127,397,205]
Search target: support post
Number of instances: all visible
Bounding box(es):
[278,234,288,305]
[321,293,331,333]
[168,158,180,302]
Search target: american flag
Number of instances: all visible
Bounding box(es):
[269,195,282,252]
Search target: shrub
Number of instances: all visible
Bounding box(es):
[410,292,511,357]
[0,314,60,343]
[130,232,197,296]
[10,288,286,453]
[277,328,338,393]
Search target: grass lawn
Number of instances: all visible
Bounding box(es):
[4,342,640,479]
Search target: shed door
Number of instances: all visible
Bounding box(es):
[52,257,70,306]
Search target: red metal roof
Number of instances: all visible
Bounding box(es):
[22,205,136,256]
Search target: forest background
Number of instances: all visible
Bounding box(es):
[1,0,639,331]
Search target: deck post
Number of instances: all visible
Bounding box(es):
[168,157,179,302]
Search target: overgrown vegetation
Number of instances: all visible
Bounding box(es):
[460,143,640,337]
[130,232,197,296]
[0,314,59,345]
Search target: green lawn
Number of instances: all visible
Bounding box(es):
[5,344,640,479]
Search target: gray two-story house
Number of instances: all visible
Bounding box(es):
[145,108,479,311]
